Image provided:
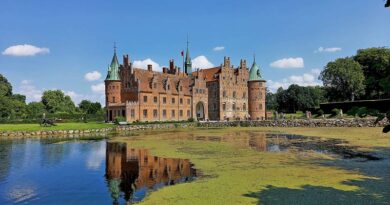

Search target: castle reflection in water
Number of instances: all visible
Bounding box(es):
[105,142,198,204]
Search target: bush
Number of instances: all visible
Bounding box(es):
[356,107,368,118]
[114,116,126,125]
[330,108,340,117]
[317,109,324,116]
[347,106,360,116]
[188,117,195,122]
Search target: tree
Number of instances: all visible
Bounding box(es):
[386,0,390,7]
[354,47,390,99]
[319,57,365,102]
[41,90,76,113]
[79,100,102,114]
[0,74,12,97]
[26,102,46,118]
[265,88,278,111]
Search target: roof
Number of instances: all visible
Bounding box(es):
[249,58,263,81]
[106,52,120,80]
[192,66,221,82]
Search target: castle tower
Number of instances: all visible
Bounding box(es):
[248,55,266,120]
[105,46,122,121]
[184,38,192,75]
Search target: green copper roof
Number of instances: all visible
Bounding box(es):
[184,40,192,75]
[249,57,263,81]
[106,52,120,81]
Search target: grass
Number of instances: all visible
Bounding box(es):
[112,127,389,205]
[0,122,114,132]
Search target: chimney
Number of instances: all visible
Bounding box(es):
[224,56,231,68]
[169,59,175,70]
[123,55,129,66]
[240,59,246,69]
[147,64,152,72]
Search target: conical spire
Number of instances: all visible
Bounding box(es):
[249,54,263,81]
[184,36,192,75]
[106,44,120,80]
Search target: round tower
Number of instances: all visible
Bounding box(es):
[105,49,122,121]
[248,56,266,120]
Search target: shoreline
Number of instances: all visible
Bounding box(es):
[0,118,387,138]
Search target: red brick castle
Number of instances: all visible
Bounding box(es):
[105,43,266,122]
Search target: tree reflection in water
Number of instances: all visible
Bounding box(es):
[105,142,198,204]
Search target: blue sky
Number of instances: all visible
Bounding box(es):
[1,0,389,104]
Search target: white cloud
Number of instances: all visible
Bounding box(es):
[2,44,50,56]
[192,55,214,69]
[133,58,161,72]
[17,80,43,102]
[267,69,322,92]
[84,71,102,81]
[91,83,105,94]
[213,46,225,51]
[315,47,342,53]
[270,57,304,69]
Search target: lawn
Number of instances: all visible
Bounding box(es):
[0,122,114,132]
[112,127,390,205]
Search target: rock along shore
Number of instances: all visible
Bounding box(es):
[0,118,386,138]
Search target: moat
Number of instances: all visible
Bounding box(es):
[0,128,388,204]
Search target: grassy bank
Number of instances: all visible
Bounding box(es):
[0,122,114,132]
[113,128,389,205]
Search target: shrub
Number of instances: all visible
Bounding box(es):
[114,116,126,125]
[330,108,340,117]
[347,106,360,116]
[357,107,368,118]
[317,109,324,116]
[188,117,195,122]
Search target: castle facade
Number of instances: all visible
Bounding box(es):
[105,45,266,122]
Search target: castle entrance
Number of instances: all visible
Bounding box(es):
[195,102,205,121]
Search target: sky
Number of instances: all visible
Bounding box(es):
[1,0,389,104]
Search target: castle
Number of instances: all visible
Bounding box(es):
[105,44,266,122]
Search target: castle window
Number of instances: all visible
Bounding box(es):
[171,110,175,118]
[259,104,263,110]
[113,97,116,103]
[172,98,175,104]
[180,86,182,91]
[233,103,236,111]
[187,110,190,117]
[153,83,157,89]
[131,109,135,118]
[153,109,158,118]
[223,91,227,97]
[243,103,247,111]
[163,110,167,118]
[167,85,170,90]
[143,96,148,103]
[243,92,246,98]
[154,97,158,103]
[187,99,190,105]
[143,109,148,118]
[163,97,166,104]
[223,103,226,111]
[233,91,236,98]
[180,98,183,104]
[180,110,183,117]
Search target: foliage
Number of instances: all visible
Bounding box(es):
[320,57,365,101]
[353,47,390,99]
[42,90,76,113]
[79,100,102,114]
[317,109,324,116]
[275,85,325,113]
[0,74,13,97]
[26,102,46,118]
[386,0,390,7]
[187,117,195,122]
[265,88,278,111]
[114,116,126,125]
[0,122,114,132]
[330,108,340,117]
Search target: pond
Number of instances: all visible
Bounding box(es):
[0,129,388,204]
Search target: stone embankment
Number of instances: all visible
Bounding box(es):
[198,118,387,128]
[0,118,387,138]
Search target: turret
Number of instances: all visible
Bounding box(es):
[105,47,122,121]
[248,55,266,120]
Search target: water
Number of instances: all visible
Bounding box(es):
[0,139,197,205]
[0,131,384,205]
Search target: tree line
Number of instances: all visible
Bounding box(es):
[267,47,390,113]
[0,74,103,122]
